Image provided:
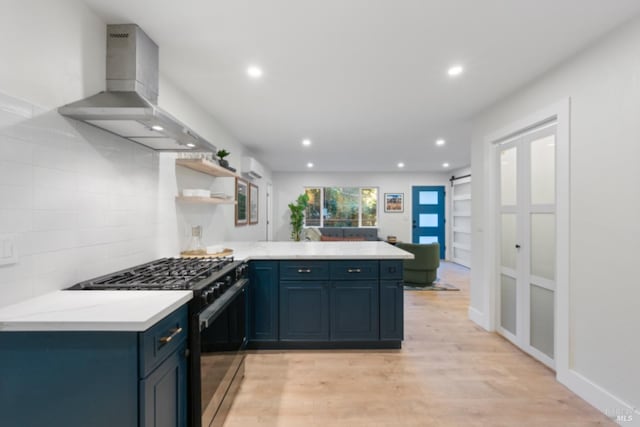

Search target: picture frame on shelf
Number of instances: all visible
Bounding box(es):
[235,178,248,226]
[249,183,259,225]
[384,192,404,213]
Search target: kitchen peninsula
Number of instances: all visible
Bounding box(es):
[226,241,413,349]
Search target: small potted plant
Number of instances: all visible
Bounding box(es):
[216,149,230,168]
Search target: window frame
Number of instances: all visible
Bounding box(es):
[303,186,379,228]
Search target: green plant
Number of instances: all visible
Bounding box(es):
[288,193,309,241]
[216,149,230,160]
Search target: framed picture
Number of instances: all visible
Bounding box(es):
[384,192,404,213]
[235,178,248,226]
[249,183,259,225]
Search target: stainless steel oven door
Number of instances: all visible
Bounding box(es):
[198,283,247,427]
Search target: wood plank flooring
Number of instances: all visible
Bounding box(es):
[224,262,614,426]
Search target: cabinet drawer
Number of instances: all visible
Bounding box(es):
[139,305,188,377]
[329,260,378,280]
[380,260,403,280]
[280,261,329,280]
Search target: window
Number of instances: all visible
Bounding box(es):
[304,187,378,227]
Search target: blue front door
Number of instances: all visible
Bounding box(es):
[411,186,445,259]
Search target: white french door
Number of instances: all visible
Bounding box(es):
[497,123,557,368]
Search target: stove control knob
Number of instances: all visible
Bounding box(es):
[213,283,222,297]
[201,290,211,305]
[206,287,217,304]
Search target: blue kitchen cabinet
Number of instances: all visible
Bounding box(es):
[248,259,404,348]
[140,340,188,427]
[279,280,330,340]
[379,260,404,341]
[248,261,279,341]
[0,305,188,427]
[380,280,404,341]
[330,280,379,340]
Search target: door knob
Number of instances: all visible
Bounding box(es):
[515,244,521,249]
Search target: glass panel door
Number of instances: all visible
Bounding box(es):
[411,186,445,258]
[498,144,519,339]
[496,124,557,368]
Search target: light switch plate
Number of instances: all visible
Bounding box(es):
[0,234,18,266]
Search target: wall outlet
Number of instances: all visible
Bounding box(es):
[0,234,19,266]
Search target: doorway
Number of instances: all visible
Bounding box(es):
[497,123,557,368]
[411,186,445,259]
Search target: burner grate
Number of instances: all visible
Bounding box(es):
[73,257,234,290]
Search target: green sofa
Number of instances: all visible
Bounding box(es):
[396,242,440,286]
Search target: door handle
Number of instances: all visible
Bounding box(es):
[515,244,521,249]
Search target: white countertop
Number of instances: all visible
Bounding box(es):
[0,241,409,332]
[0,290,192,332]
[225,241,414,261]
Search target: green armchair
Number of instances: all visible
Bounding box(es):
[396,242,440,286]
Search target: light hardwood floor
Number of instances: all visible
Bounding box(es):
[224,262,614,427]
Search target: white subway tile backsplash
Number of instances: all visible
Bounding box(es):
[33,166,77,190]
[32,143,79,172]
[0,135,34,164]
[0,93,33,130]
[0,161,33,187]
[0,209,32,233]
[75,208,107,228]
[0,91,181,307]
[32,210,77,231]
[0,279,34,307]
[33,187,77,210]
[0,185,33,210]
[32,267,77,296]
[25,229,78,254]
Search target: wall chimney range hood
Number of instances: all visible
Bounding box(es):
[59,24,216,153]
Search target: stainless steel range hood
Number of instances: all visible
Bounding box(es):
[59,24,215,152]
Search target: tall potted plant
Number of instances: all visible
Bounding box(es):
[288,193,309,241]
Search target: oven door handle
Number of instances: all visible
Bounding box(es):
[199,278,249,330]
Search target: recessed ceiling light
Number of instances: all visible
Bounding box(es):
[186,143,196,148]
[302,139,312,146]
[307,162,314,168]
[435,139,446,146]
[442,162,450,168]
[447,65,464,77]
[151,125,164,131]
[246,65,263,79]
[397,162,405,168]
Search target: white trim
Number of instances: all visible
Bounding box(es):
[483,97,570,374]
[560,370,640,426]
[468,306,488,329]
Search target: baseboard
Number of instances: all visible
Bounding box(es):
[468,306,488,330]
[558,369,640,426]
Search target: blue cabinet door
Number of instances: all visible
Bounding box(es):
[380,280,404,340]
[249,261,279,341]
[330,280,379,341]
[140,341,188,427]
[280,281,329,340]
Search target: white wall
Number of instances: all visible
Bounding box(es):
[272,171,450,242]
[470,15,640,417]
[0,0,270,307]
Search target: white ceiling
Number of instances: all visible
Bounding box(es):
[82,0,640,173]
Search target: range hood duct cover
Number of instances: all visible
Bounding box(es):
[59,24,215,153]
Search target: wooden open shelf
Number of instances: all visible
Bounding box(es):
[175,196,236,205]
[176,158,240,178]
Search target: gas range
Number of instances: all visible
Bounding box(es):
[68,256,248,312]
